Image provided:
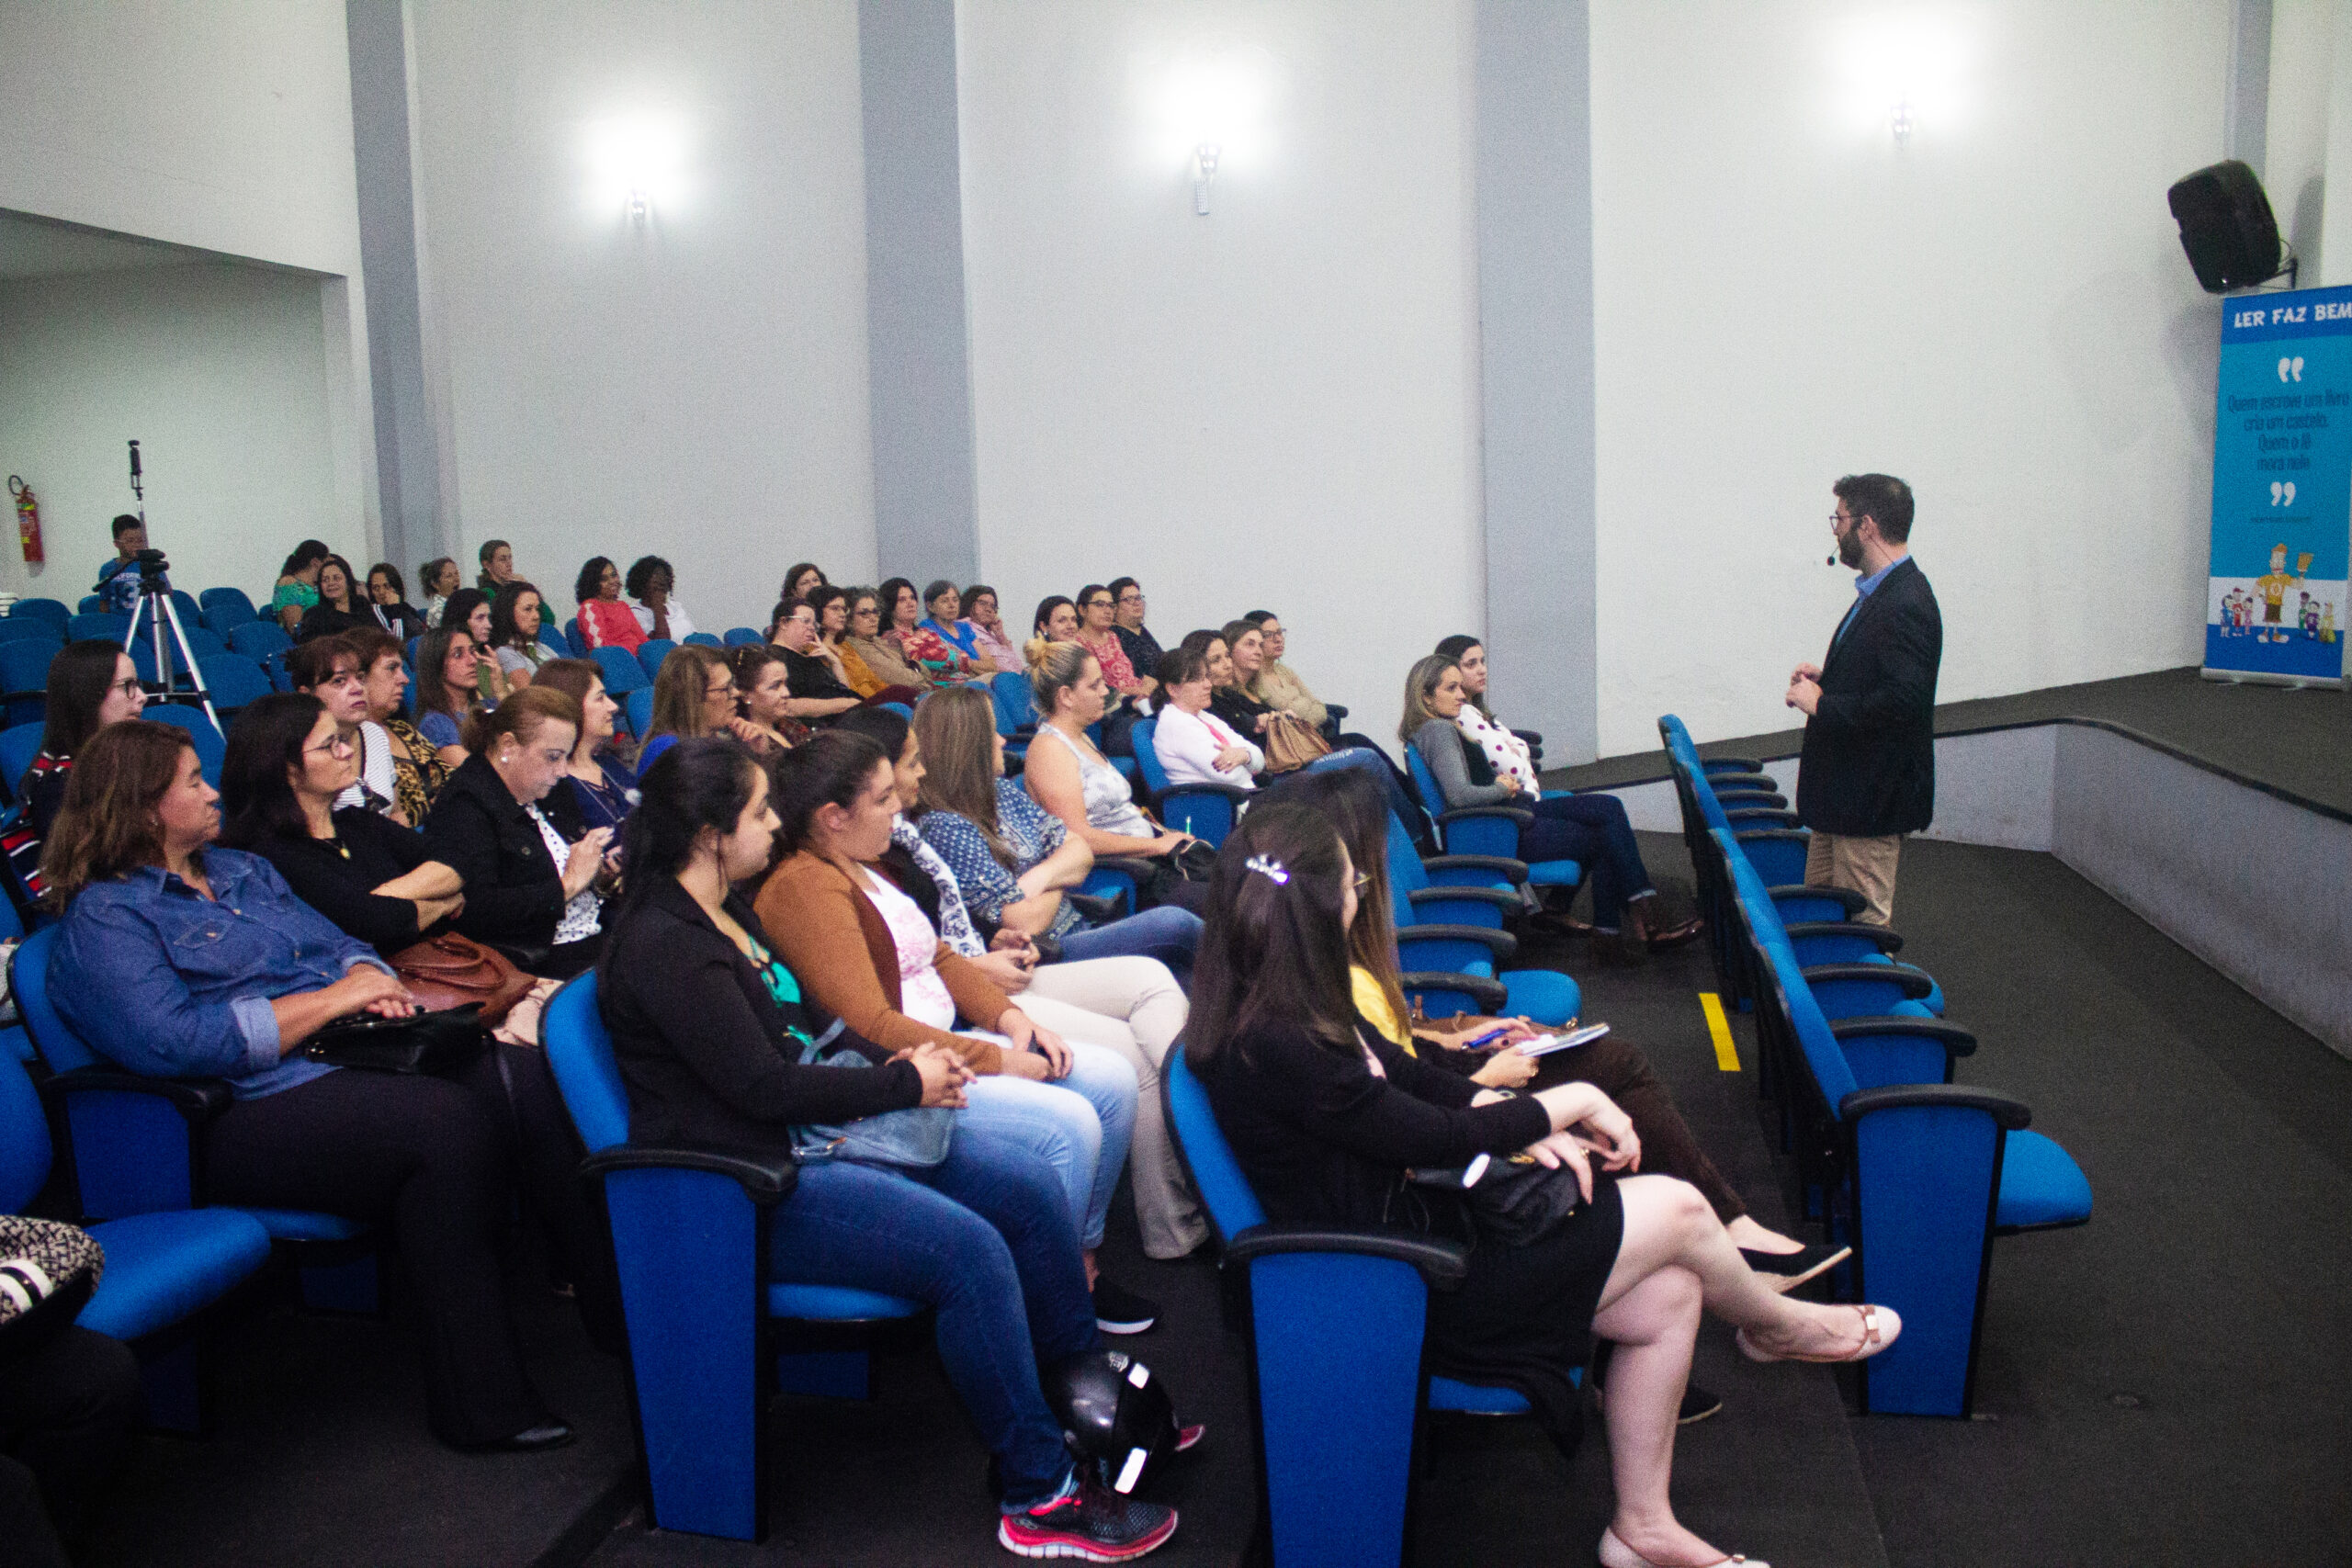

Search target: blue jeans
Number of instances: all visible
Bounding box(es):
[1060,904,1203,981]
[1520,792,1652,926]
[961,1041,1138,1250]
[765,1123,1095,1508]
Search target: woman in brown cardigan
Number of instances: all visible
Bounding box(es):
[756,730,1159,1333]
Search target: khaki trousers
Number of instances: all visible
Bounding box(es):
[1012,957,1210,1260]
[1804,831,1902,926]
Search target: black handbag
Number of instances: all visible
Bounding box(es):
[304,1004,489,1076]
[1170,838,1218,881]
[1411,1153,1588,1247]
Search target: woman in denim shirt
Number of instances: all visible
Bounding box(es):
[42,719,575,1453]
[910,687,1201,977]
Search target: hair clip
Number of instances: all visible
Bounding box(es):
[1245,853,1288,885]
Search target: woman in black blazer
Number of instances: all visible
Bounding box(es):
[422,686,615,977]
[294,556,369,643]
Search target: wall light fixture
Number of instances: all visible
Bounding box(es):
[1193,143,1221,215]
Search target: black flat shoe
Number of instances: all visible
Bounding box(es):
[1644,915,1705,952]
[1738,1243,1852,1293]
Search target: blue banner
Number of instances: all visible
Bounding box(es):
[2206,285,2352,683]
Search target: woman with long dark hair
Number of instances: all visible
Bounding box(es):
[220,693,463,953]
[295,556,367,643]
[439,588,507,706]
[487,581,557,689]
[755,730,1157,1334]
[413,624,484,770]
[2,640,147,903]
[271,539,331,632]
[598,737,1181,1559]
[43,720,574,1452]
[1190,805,1900,1568]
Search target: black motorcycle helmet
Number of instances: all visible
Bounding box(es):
[1042,1348,1182,1494]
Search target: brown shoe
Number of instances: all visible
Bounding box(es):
[1645,914,1705,952]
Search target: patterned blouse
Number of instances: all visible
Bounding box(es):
[382,717,452,825]
[1077,631,1141,694]
[914,779,1083,939]
[890,817,984,957]
[887,626,963,682]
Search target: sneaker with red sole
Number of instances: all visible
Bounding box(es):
[998,1474,1178,1562]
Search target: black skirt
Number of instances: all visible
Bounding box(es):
[1421,1170,1625,1449]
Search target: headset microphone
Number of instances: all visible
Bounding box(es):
[1826,551,1838,566]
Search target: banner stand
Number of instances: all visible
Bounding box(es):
[2203,285,2352,688]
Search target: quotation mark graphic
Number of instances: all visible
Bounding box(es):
[2271,480,2298,505]
[2278,355,2307,382]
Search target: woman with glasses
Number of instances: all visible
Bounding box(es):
[1072,585,1154,754]
[288,635,403,823]
[221,694,465,954]
[841,586,934,694]
[636,643,741,773]
[960,584,1022,673]
[3,641,148,903]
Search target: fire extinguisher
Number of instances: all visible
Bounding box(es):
[6,477,41,566]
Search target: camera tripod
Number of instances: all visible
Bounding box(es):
[119,439,219,729]
[122,562,219,731]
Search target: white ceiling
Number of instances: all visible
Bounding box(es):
[0,210,218,280]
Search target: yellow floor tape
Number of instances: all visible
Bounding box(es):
[1699,992,1740,1071]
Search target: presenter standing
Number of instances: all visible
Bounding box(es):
[1784,474,1941,925]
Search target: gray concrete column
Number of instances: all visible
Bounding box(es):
[859,0,980,583]
[1476,0,1599,762]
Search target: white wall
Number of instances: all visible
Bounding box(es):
[404,0,877,635]
[0,265,348,604]
[1589,1,2232,755]
[0,0,374,560]
[956,0,1483,733]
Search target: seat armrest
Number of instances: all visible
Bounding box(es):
[1404,885,1523,913]
[1713,788,1787,807]
[1325,704,1350,723]
[1702,756,1762,773]
[1227,1222,1469,1286]
[1155,781,1255,806]
[1830,1016,1975,1056]
[1423,853,1530,881]
[1397,971,1510,1015]
[1724,807,1801,826]
[1510,728,1543,749]
[1438,805,1533,829]
[1840,1084,2030,1131]
[581,1144,800,1204]
[1769,883,1868,916]
[45,1066,233,1123]
[1800,962,1934,999]
[1783,921,1904,954]
[1397,923,1517,962]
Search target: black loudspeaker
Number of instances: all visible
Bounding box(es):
[2168,160,2285,293]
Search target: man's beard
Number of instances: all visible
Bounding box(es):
[1838,528,1866,569]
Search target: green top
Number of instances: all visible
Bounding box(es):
[271,581,319,613]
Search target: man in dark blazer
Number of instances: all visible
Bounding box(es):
[1785,473,1941,924]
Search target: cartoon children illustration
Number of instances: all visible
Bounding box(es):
[2301,592,2321,638]
[2324,601,2338,644]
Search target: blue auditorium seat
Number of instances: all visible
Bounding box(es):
[0,616,61,645]
[1163,1044,1552,1568]
[1,1041,270,1430]
[722,626,763,647]
[1128,716,1251,847]
[0,641,55,728]
[636,639,678,682]
[592,646,650,697]
[541,974,922,1542]
[1401,742,1584,899]
[198,586,259,632]
[9,598,70,631]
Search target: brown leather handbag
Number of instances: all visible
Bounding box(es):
[381,933,535,1025]
[1261,711,1332,774]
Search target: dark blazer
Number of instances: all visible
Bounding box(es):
[599,878,920,1155]
[421,753,595,967]
[246,807,441,954]
[1796,557,1942,837]
[295,602,368,643]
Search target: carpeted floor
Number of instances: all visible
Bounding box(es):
[62,829,2352,1566]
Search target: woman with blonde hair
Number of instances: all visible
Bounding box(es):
[636,644,739,773]
[1017,638,1205,913]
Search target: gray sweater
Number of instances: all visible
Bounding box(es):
[1411,718,1514,807]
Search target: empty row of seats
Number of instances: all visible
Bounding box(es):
[1658,714,2091,1417]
